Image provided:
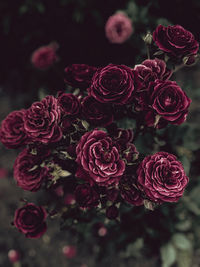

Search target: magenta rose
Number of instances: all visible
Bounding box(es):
[105,13,133,44]
[14,203,47,238]
[148,80,191,126]
[81,96,113,126]
[153,25,199,58]
[64,64,97,89]
[137,152,189,203]
[119,174,144,206]
[89,64,140,105]
[24,95,62,144]
[0,110,28,149]
[134,58,172,86]
[75,184,99,208]
[14,148,51,191]
[31,42,59,70]
[57,93,80,116]
[76,129,125,186]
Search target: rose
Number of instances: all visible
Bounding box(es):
[0,110,28,149]
[31,42,59,70]
[106,205,119,219]
[75,184,99,208]
[134,59,172,86]
[81,96,113,126]
[14,203,47,238]
[24,95,62,144]
[147,80,191,126]
[119,174,144,206]
[89,64,140,105]
[134,59,172,111]
[153,25,199,58]
[76,129,125,186]
[105,13,133,44]
[137,152,189,203]
[64,64,97,89]
[57,93,80,116]
[14,148,51,191]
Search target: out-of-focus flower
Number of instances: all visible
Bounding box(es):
[31,42,59,70]
[105,13,133,44]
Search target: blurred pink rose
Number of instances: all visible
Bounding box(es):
[31,42,59,70]
[105,13,133,44]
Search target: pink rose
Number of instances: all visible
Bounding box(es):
[105,13,133,44]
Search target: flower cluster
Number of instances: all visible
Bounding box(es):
[1,24,198,238]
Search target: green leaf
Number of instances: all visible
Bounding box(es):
[160,243,176,267]
[172,233,192,251]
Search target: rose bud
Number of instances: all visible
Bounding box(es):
[31,42,59,70]
[14,203,47,238]
[0,110,28,149]
[153,25,199,60]
[76,129,125,187]
[8,249,20,263]
[137,152,189,204]
[105,12,133,44]
[89,64,141,105]
[62,245,77,259]
[64,64,97,89]
[106,205,119,220]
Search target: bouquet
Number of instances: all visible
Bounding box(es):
[0,24,199,243]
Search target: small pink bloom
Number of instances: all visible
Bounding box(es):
[31,42,59,70]
[62,245,77,259]
[8,249,20,263]
[105,13,133,44]
[64,193,76,205]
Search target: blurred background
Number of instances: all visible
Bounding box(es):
[1,0,200,266]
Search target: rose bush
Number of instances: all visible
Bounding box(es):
[14,203,47,238]
[76,129,125,186]
[137,152,189,203]
[89,64,140,105]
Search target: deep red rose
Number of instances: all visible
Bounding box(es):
[31,42,59,70]
[153,25,199,58]
[81,96,113,126]
[75,184,99,208]
[24,95,62,144]
[14,148,51,191]
[134,58,172,86]
[137,152,189,203]
[76,129,125,186]
[0,110,28,149]
[58,93,80,116]
[64,64,97,89]
[119,174,144,206]
[106,187,119,202]
[89,64,141,105]
[148,80,191,126]
[105,13,133,44]
[14,203,47,238]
